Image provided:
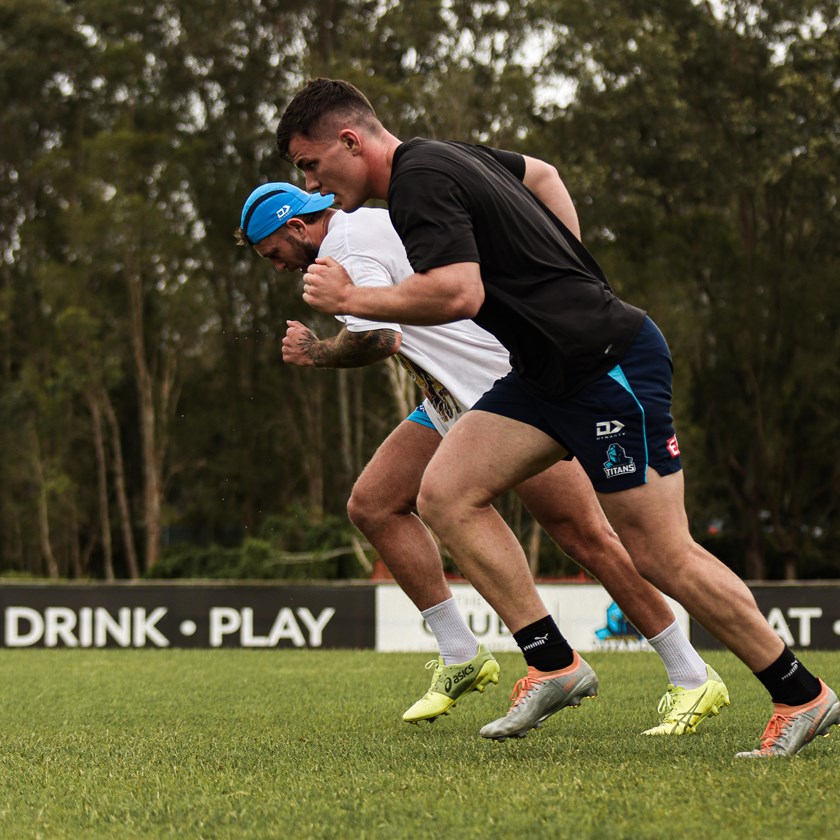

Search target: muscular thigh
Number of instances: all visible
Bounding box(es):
[515,458,608,532]
[597,468,693,562]
[422,410,566,506]
[352,419,441,510]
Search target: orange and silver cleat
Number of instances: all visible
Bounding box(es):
[736,680,840,758]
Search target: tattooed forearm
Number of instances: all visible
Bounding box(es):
[309,327,401,368]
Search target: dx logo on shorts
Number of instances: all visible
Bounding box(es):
[596,420,625,437]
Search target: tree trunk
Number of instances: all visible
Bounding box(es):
[743,514,766,580]
[385,357,414,420]
[102,387,140,579]
[352,370,364,477]
[526,520,542,578]
[303,378,324,521]
[782,552,798,582]
[68,497,83,579]
[126,267,161,573]
[86,388,114,580]
[337,368,354,492]
[29,422,59,579]
[278,370,325,521]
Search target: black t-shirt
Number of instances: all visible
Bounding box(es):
[388,138,646,398]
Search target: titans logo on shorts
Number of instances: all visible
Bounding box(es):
[472,318,683,492]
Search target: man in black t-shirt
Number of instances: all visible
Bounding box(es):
[388,139,648,400]
[275,78,839,756]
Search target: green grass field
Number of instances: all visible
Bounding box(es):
[1,649,838,839]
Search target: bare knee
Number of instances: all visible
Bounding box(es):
[346,490,375,533]
[418,472,495,539]
[416,472,465,536]
[557,522,628,575]
[416,476,445,533]
[347,477,415,535]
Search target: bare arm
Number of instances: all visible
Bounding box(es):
[282,320,401,368]
[302,257,485,326]
[521,155,581,241]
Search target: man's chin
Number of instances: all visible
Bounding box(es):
[331,196,361,213]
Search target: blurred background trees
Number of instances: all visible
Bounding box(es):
[1,0,836,581]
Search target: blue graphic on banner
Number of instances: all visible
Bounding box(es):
[594,601,650,651]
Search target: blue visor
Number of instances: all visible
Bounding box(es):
[240,182,335,244]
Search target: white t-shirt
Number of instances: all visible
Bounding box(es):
[320,207,511,434]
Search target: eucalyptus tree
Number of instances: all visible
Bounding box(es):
[0,0,97,573]
[0,0,597,576]
[527,0,839,577]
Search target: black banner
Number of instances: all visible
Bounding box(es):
[3,581,837,650]
[0,583,375,649]
[691,584,840,649]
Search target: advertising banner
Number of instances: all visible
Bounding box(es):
[376,583,690,653]
[4,581,836,651]
[0,584,375,649]
[690,584,840,650]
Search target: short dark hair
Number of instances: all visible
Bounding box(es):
[276,78,379,158]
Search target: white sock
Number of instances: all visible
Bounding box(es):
[647,620,708,689]
[421,598,479,665]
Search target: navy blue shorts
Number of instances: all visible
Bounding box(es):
[472,317,683,493]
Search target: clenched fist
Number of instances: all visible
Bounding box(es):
[302,256,354,314]
[282,320,319,366]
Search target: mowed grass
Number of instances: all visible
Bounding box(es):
[0,650,838,839]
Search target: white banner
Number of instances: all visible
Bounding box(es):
[375,583,689,653]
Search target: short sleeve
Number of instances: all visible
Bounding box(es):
[334,252,402,333]
[388,166,480,274]
[484,147,526,181]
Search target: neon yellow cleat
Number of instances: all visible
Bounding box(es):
[735,680,840,758]
[403,644,500,723]
[643,664,730,735]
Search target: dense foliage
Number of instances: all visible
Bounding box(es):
[1,0,837,580]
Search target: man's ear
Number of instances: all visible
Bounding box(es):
[339,128,362,155]
[285,218,306,237]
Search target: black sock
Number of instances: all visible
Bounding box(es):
[754,647,822,706]
[513,615,574,672]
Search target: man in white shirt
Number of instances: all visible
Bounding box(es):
[236,182,728,739]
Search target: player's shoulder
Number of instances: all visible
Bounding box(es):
[395,139,512,185]
[398,137,474,165]
[321,207,403,263]
[338,206,396,243]
[391,140,476,201]
[324,206,387,241]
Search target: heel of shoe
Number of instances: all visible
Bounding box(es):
[474,660,501,693]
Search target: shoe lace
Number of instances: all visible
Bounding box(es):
[509,676,536,708]
[656,685,683,719]
[422,659,442,697]
[757,713,792,750]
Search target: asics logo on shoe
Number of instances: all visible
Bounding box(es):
[444,663,475,693]
[671,689,708,727]
[644,667,730,737]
